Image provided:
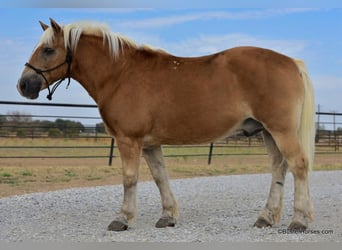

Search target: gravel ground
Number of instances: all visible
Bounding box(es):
[0,171,341,242]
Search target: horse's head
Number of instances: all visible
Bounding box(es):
[17,18,72,100]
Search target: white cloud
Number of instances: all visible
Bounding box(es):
[119,9,316,29]
[158,33,307,57]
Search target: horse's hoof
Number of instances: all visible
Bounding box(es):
[107,219,129,231]
[253,217,272,228]
[155,216,176,228]
[288,221,307,231]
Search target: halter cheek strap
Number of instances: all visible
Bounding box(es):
[24,47,73,100]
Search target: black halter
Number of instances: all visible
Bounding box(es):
[25,47,73,100]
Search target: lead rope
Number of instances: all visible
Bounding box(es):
[46,47,73,100]
[46,77,70,100]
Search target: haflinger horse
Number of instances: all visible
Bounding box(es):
[17,18,315,231]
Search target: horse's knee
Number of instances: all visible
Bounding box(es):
[288,155,308,180]
[123,173,138,187]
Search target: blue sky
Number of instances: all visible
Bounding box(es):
[0,8,342,124]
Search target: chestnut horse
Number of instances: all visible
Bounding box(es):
[17,19,315,231]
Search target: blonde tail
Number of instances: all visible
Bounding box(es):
[294,59,316,171]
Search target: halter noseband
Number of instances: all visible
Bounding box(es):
[25,47,73,100]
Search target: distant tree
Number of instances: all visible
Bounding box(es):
[0,112,91,138]
[0,115,6,126]
[6,111,32,124]
[95,122,106,134]
[5,111,32,134]
[48,128,62,137]
[16,128,28,138]
[54,119,85,137]
[0,115,7,136]
[35,120,55,133]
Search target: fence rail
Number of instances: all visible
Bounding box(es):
[0,101,341,166]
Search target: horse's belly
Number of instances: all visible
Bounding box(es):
[143,119,243,146]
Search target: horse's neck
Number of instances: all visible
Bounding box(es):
[71,36,131,102]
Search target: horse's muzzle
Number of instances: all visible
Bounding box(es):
[17,74,42,99]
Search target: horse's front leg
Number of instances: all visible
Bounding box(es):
[143,145,179,228]
[107,137,142,231]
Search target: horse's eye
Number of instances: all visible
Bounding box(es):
[43,47,55,55]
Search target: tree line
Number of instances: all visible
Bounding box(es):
[0,111,105,138]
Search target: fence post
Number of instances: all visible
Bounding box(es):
[208,142,214,165]
[108,138,115,166]
[333,112,337,152]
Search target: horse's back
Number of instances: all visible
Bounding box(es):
[222,46,304,117]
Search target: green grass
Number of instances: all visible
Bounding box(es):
[0,172,19,185]
[1,172,12,177]
[64,169,77,177]
[19,170,33,176]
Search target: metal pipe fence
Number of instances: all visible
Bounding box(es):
[0,101,341,166]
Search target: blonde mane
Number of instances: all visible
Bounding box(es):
[38,21,141,59]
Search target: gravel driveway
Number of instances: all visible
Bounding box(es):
[0,171,341,242]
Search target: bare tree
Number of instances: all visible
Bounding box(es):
[6,111,32,124]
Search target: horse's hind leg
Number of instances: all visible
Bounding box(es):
[267,132,314,230]
[254,130,288,228]
[143,145,179,228]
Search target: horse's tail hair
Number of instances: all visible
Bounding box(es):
[294,59,316,171]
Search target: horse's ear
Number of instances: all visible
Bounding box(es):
[39,21,49,31]
[49,18,61,33]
